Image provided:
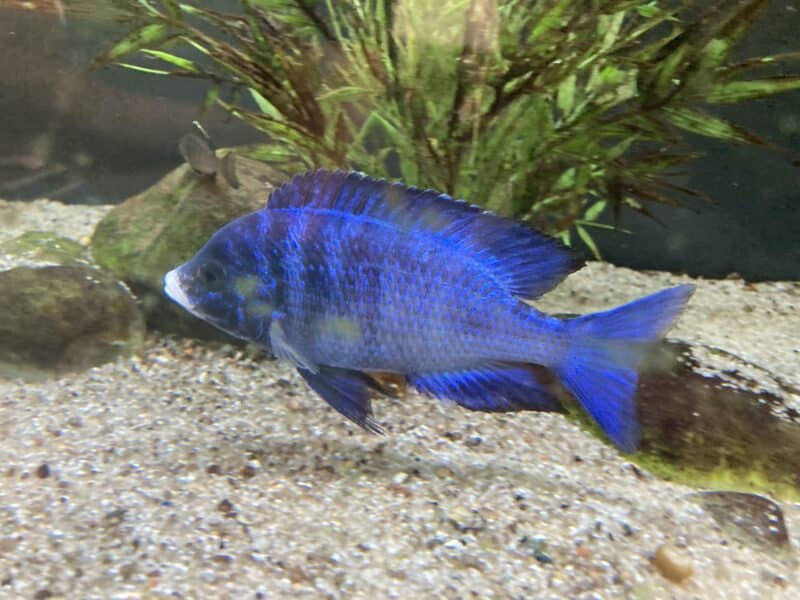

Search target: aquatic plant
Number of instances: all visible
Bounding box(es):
[99,0,800,252]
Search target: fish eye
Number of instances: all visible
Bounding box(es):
[198,260,226,292]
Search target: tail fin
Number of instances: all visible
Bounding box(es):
[557,284,695,453]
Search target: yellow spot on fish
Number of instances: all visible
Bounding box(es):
[319,316,362,343]
[247,300,273,318]
[234,275,260,298]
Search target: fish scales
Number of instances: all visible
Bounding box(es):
[271,209,542,373]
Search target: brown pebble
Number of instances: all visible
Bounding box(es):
[36,463,50,479]
[104,509,127,526]
[576,545,591,559]
[120,562,136,580]
[387,567,408,580]
[0,537,21,553]
[240,464,257,479]
[387,483,413,498]
[206,464,223,476]
[218,499,237,517]
[284,564,312,584]
[653,543,693,583]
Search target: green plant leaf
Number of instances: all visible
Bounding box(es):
[96,23,171,64]
[116,62,172,75]
[201,85,221,115]
[528,0,571,43]
[249,88,283,120]
[597,11,625,54]
[317,86,371,103]
[707,78,800,103]
[576,223,602,259]
[584,200,607,222]
[664,107,766,145]
[636,2,659,19]
[697,38,729,74]
[557,74,576,118]
[140,49,199,72]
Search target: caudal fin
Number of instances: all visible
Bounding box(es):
[557,284,695,453]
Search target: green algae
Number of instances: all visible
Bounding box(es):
[0,265,145,380]
[0,231,92,268]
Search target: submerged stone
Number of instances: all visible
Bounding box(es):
[565,339,800,501]
[0,231,91,270]
[652,543,693,583]
[688,491,790,551]
[635,341,800,501]
[0,265,145,380]
[90,154,282,338]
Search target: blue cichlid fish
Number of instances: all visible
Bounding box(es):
[164,170,694,452]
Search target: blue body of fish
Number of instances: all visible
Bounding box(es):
[164,170,694,452]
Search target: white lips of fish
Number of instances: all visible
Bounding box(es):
[164,268,194,311]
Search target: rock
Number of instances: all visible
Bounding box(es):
[91,154,283,338]
[652,543,693,583]
[689,491,790,551]
[0,227,146,381]
[561,339,800,501]
[0,231,92,271]
[0,265,145,380]
[634,341,800,501]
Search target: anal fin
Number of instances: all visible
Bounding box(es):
[408,363,563,413]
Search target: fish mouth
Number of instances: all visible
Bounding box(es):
[164,268,194,311]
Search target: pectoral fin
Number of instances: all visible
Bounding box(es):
[297,366,385,434]
[269,316,317,373]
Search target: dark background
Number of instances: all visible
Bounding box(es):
[0,2,798,280]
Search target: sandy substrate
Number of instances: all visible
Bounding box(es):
[0,199,798,598]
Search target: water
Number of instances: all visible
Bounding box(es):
[0,2,260,205]
[1,1,798,278]
[0,2,798,597]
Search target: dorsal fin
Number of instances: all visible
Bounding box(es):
[267,169,582,299]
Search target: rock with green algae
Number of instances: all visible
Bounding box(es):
[563,339,800,502]
[0,231,92,270]
[91,153,283,338]
[0,266,145,381]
